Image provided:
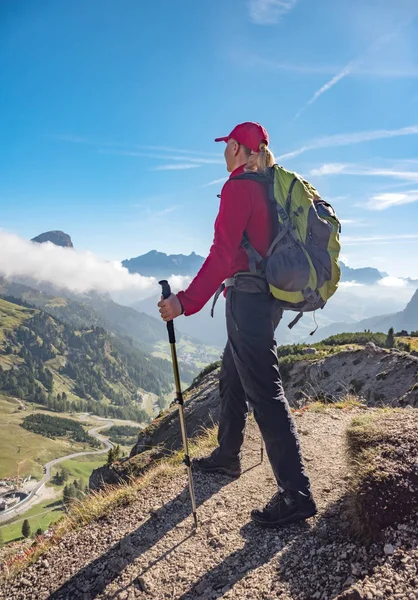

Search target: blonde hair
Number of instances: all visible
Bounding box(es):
[244,142,275,173]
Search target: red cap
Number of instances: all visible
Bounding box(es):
[215,122,269,154]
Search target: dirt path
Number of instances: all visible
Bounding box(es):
[1,409,416,600]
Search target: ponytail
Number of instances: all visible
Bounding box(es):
[244,142,275,173]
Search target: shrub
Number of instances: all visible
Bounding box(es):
[321,332,387,347]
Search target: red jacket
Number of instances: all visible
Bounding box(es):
[177,165,273,316]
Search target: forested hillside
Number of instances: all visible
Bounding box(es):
[0,277,214,380]
[0,297,174,421]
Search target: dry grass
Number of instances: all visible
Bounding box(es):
[0,424,219,580]
[344,408,418,542]
[293,394,365,414]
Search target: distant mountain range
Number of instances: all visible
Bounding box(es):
[122,250,204,279]
[122,248,418,287]
[26,233,418,347]
[31,233,414,288]
[317,289,418,340]
[123,249,418,345]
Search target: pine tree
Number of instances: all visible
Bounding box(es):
[22,519,31,538]
[36,527,43,536]
[386,327,395,348]
[63,484,76,506]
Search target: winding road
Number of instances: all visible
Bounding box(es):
[0,416,115,523]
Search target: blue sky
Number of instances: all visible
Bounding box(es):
[1,0,418,277]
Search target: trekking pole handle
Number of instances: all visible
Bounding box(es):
[159,280,176,344]
[159,279,171,300]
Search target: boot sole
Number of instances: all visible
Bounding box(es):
[193,464,241,479]
[251,507,317,528]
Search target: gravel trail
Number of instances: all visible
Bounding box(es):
[1,409,416,600]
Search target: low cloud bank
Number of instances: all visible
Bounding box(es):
[0,231,190,304]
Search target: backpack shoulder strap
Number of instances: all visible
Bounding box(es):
[229,170,274,275]
[232,171,270,184]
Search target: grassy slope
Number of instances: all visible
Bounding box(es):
[398,335,418,351]
[152,337,221,369]
[0,497,64,544]
[49,454,108,488]
[0,396,100,480]
[0,407,108,544]
[0,298,34,344]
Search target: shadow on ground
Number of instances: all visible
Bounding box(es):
[177,496,385,600]
[46,500,63,510]
[48,473,231,599]
[273,496,388,600]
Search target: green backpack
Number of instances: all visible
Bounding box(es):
[235,165,341,329]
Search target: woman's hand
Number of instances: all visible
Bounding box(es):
[158,294,183,322]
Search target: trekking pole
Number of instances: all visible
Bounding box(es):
[159,280,198,529]
[260,434,264,463]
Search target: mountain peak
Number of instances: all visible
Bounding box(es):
[122,250,205,277]
[32,230,73,248]
[403,288,418,320]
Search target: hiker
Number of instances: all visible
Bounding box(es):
[158,122,317,527]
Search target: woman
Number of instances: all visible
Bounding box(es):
[158,122,316,527]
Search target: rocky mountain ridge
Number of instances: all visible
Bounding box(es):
[89,341,418,490]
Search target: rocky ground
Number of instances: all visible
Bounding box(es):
[284,344,418,407]
[90,344,418,492]
[1,407,417,600]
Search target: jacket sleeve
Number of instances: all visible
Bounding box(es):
[177,180,252,316]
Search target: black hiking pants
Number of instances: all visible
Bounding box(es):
[217,284,311,493]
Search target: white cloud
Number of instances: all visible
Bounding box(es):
[277,125,418,161]
[53,135,224,166]
[152,206,182,217]
[0,231,159,300]
[311,163,348,176]
[151,164,201,171]
[311,163,418,183]
[367,190,418,210]
[295,65,353,119]
[339,219,358,225]
[104,150,224,165]
[294,17,415,118]
[202,177,228,187]
[378,276,407,288]
[166,275,192,293]
[343,234,418,244]
[250,57,418,78]
[53,135,221,158]
[364,170,418,182]
[339,281,365,287]
[137,145,220,157]
[248,0,298,25]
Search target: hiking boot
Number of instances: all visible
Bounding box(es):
[251,489,317,527]
[192,451,241,478]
